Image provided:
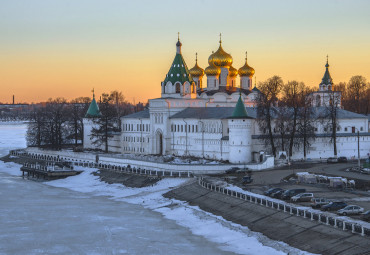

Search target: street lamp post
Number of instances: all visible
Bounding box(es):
[346,126,361,168]
[357,130,360,168]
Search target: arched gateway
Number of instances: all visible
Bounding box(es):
[155,130,163,155]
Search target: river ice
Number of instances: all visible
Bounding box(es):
[0,123,313,255]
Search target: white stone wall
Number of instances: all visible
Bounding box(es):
[121,118,151,154]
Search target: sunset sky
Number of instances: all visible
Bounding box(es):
[1,0,370,104]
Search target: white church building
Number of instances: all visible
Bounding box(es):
[83,36,370,164]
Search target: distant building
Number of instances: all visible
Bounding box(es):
[83,36,370,163]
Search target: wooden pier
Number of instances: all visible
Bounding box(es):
[20,163,82,180]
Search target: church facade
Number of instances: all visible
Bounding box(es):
[83,37,370,163]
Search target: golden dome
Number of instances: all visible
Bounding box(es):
[228,65,238,77]
[189,53,204,77]
[238,52,255,77]
[205,57,221,76]
[208,35,233,68]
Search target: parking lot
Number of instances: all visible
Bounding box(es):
[219,160,370,221]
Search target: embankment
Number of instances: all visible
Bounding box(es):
[164,181,370,255]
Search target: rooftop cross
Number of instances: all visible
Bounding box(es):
[92,88,95,98]
[178,32,180,41]
[219,33,222,44]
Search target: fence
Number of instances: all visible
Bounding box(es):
[11,149,193,178]
[198,177,370,237]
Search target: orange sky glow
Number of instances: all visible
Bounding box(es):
[0,0,369,104]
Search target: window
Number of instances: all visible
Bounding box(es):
[360,127,363,131]
[344,127,347,131]
[176,83,180,93]
[315,128,318,132]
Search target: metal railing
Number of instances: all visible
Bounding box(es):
[198,177,370,237]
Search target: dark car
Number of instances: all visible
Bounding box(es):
[271,189,285,199]
[264,188,283,196]
[321,201,347,211]
[338,157,348,163]
[225,167,239,174]
[242,176,253,184]
[361,210,370,222]
[281,189,306,200]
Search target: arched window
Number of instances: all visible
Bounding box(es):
[176,83,180,93]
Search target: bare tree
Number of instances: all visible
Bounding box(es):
[68,97,90,146]
[347,76,367,113]
[256,76,284,157]
[297,88,316,160]
[281,80,305,158]
[320,92,341,157]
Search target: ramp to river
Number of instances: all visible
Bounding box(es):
[164,181,370,255]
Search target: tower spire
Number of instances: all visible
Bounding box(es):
[176,32,182,54]
[219,33,222,45]
[195,52,198,63]
[92,88,95,98]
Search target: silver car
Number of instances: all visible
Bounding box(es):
[337,205,364,216]
[291,193,314,202]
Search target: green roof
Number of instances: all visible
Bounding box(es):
[230,96,249,119]
[163,52,193,84]
[85,96,101,118]
[321,61,333,85]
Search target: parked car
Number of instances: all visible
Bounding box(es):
[327,157,338,163]
[264,188,283,196]
[225,167,239,174]
[360,210,370,222]
[337,157,348,163]
[281,189,306,200]
[291,193,314,202]
[311,198,330,209]
[321,201,347,211]
[242,176,253,184]
[337,205,364,216]
[271,189,285,199]
[360,168,370,174]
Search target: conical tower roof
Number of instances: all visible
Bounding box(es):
[230,95,249,119]
[85,90,101,118]
[320,55,333,85]
[163,36,194,84]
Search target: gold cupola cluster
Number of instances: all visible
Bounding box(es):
[189,53,204,77]
[188,34,255,81]
[238,52,255,77]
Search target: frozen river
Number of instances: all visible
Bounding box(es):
[0,123,310,255]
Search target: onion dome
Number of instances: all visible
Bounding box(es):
[238,52,255,77]
[321,55,333,85]
[205,57,221,76]
[208,34,233,68]
[228,65,238,77]
[189,53,204,78]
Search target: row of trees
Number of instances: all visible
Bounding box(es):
[256,76,349,160]
[26,91,145,150]
[334,75,370,115]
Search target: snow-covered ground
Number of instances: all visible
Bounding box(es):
[0,123,315,255]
